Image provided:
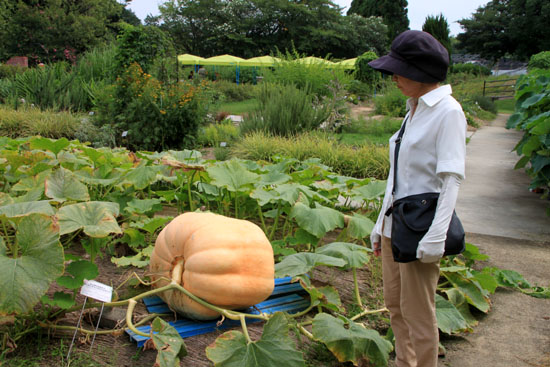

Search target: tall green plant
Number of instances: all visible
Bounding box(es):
[240,83,331,137]
[506,69,550,213]
[262,48,352,98]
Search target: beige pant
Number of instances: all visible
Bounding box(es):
[381,235,440,367]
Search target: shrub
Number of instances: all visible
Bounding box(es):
[197,121,240,147]
[472,94,497,114]
[231,131,389,179]
[450,63,491,76]
[214,80,256,101]
[354,51,379,85]
[374,84,407,117]
[93,63,212,151]
[239,82,331,137]
[528,51,550,70]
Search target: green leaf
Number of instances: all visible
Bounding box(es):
[506,112,524,129]
[443,272,491,313]
[207,160,259,192]
[306,285,343,312]
[122,165,161,190]
[0,201,55,218]
[151,317,188,367]
[131,217,172,234]
[258,171,291,185]
[29,137,70,155]
[530,118,550,135]
[471,270,499,294]
[57,201,121,237]
[11,169,50,192]
[462,242,489,261]
[290,202,344,238]
[45,168,90,202]
[0,214,64,315]
[312,313,393,367]
[521,93,545,109]
[56,260,99,290]
[275,253,346,278]
[444,288,478,328]
[41,292,75,309]
[206,312,305,367]
[435,294,470,335]
[111,246,153,268]
[351,180,387,200]
[346,213,375,239]
[315,242,370,269]
[493,269,532,289]
[125,198,163,215]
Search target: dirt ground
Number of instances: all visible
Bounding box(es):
[436,233,550,367]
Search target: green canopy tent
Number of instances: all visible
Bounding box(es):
[335,58,357,70]
[177,54,205,75]
[202,55,245,84]
[240,56,281,84]
[294,56,335,67]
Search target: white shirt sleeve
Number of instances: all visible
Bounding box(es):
[416,173,462,262]
[436,109,467,179]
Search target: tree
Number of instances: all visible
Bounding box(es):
[347,0,409,41]
[0,0,127,64]
[422,14,451,61]
[457,0,550,61]
[155,0,387,59]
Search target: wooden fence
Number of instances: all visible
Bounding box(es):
[482,78,518,100]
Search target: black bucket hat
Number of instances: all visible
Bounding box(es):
[369,30,449,83]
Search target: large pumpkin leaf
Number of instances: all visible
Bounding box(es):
[122,165,161,190]
[305,284,343,312]
[0,201,55,218]
[125,198,163,215]
[346,213,375,239]
[435,294,470,335]
[152,317,188,367]
[45,168,90,202]
[56,260,99,290]
[290,202,344,238]
[207,160,259,192]
[315,242,370,269]
[443,272,491,313]
[444,288,478,328]
[351,180,387,201]
[57,201,121,237]
[11,170,51,192]
[29,137,70,156]
[0,214,64,315]
[206,312,305,367]
[275,253,346,278]
[312,313,393,367]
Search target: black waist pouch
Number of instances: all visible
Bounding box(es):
[387,192,465,263]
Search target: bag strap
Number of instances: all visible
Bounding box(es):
[391,114,409,196]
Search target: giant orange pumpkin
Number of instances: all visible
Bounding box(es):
[149,212,275,320]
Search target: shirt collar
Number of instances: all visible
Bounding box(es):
[407,84,452,110]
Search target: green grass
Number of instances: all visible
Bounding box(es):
[494,98,516,114]
[216,98,258,115]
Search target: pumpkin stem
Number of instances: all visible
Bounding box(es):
[352,268,363,308]
[126,300,149,337]
[171,257,185,285]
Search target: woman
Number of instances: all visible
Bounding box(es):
[368,30,467,367]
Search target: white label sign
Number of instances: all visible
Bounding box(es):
[81,280,113,303]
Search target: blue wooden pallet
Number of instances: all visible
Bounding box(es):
[127,277,308,347]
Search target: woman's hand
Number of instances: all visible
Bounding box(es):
[373,242,381,257]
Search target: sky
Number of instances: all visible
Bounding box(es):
[127,0,490,37]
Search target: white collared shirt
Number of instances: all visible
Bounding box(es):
[374,84,467,239]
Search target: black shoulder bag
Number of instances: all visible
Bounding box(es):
[386,115,465,263]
